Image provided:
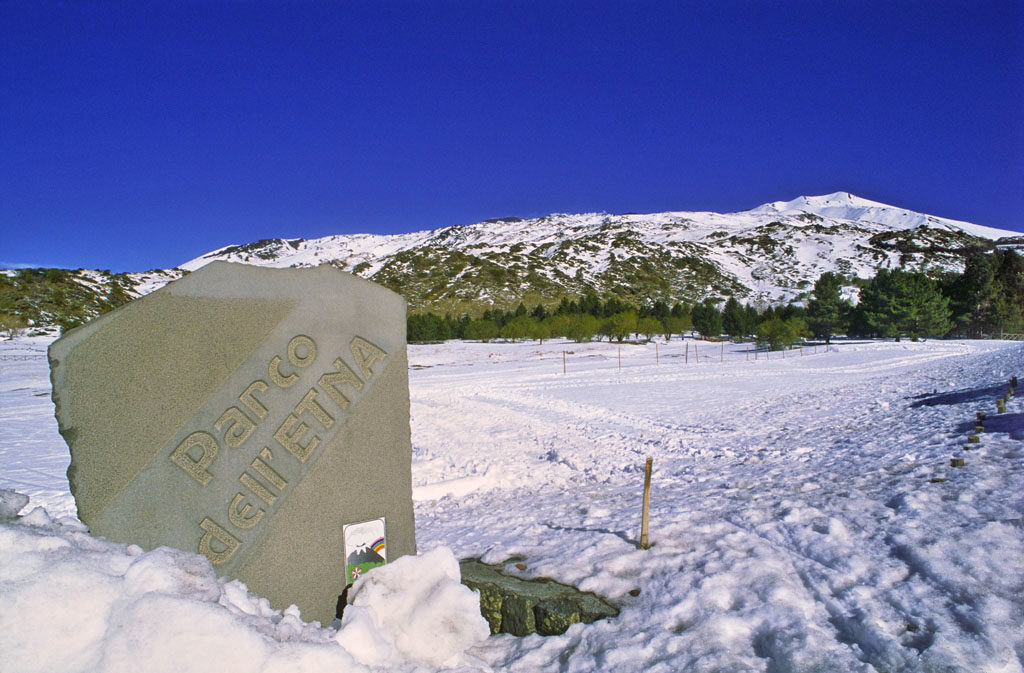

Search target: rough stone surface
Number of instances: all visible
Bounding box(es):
[459,560,618,636]
[49,262,416,625]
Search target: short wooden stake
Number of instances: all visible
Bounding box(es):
[618,345,621,370]
[950,457,965,468]
[977,411,987,421]
[640,457,652,549]
[720,342,724,363]
[974,424,984,433]
[562,350,566,375]
[967,435,980,443]
[694,342,698,363]
[656,342,659,365]
[685,342,689,364]
[746,344,749,361]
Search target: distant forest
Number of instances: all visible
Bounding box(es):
[408,250,1024,350]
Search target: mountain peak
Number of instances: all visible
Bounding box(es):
[752,191,889,215]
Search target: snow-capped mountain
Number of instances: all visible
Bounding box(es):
[179,192,1017,313]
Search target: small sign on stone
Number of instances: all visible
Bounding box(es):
[49,262,416,624]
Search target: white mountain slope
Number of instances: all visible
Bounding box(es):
[172,192,1015,312]
[750,192,1013,240]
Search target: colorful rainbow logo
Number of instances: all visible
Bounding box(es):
[371,537,385,554]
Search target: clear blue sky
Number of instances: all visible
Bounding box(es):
[2,0,1022,272]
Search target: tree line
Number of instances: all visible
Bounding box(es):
[407,250,1024,348]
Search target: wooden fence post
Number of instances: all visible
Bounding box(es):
[562,350,566,375]
[640,457,652,549]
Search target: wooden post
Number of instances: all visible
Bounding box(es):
[746,344,749,361]
[562,350,566,375]
[656,342,659,365]
[640,457,652,549]
[694,342,698,363]
[618,345,621,370]
[720,342,724,363]
[800,346,803,356]
[685,342,689,364]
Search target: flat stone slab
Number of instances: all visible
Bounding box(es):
[460,560,619,636]
[49,262,415,625]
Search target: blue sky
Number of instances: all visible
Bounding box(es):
[2,0,1022,272]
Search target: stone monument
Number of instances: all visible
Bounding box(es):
[48,261,416,624]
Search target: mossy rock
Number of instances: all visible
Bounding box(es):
[534,598,581,635]
[460,559,618,637]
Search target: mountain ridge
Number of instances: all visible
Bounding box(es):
[178,192,1017,314]
[3,192,1019,330]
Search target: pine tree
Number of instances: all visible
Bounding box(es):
[579,292,601,317]
[691,301,723,339]
[993,250,1024,334]
[721,297,745,338]
[406,312,452,342]
[945,254,998,336]
[650,299,671,320]
[860,269,951,340]
[744,304,760,334]
[806,272,848,344]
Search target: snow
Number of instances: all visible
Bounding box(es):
[2,334,1024,671]
[166,192,1021,308]
[0,490,487,673]
[753,192,1015,241]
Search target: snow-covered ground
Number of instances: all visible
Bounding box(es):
[2,335,1023,672]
